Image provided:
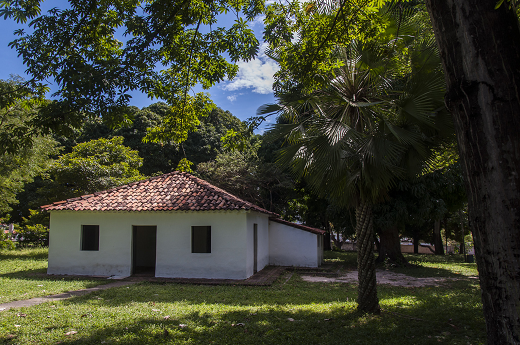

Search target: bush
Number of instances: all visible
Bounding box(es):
[0,231,15,250]
[14,224,49,247]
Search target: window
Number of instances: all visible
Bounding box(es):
[192,226,211,253]
[81,225,99,251]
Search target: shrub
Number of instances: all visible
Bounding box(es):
[0,231,15,250]
[14,224,49,247]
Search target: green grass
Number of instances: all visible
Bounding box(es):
[0,248,108,303]
[0,249,485,344]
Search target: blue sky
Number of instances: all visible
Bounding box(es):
[0,4,279,129]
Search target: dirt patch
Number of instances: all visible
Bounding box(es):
[301,270,476,287]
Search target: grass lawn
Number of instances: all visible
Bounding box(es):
[0,248,108,303]
[0,249,485,344]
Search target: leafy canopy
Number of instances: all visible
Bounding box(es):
[40,136,144,202]
[0,78,58,216]
[0,0,264,141]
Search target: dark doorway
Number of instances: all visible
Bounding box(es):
[132,226,157,276]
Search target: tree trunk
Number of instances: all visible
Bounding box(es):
[355,201,380,314]
[324,231,332,251]
[443,218,448,254]
[424,1,520,343]
[377,225,407,265]
[433,219,444,255]
[412,232,419,254]
[458,209,466,255]
[332,232,343,249]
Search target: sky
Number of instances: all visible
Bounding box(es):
[0,3,279,130]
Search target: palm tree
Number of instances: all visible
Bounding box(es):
[266,34,451,313]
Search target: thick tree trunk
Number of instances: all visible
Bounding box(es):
[433,219,444,255]
[424,1,520,343]
[377,225,407,265]
[355,201,380,314]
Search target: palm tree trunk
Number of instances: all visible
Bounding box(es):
[355,200,380,314]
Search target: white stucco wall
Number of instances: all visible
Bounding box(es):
[268,221,322,267]
[245,212,270,277]
[48,210,256,279]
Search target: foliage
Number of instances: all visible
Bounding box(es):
[0,228,15,250]
[264,0,386,95]
[0,76,49,154]
[13,209,50,247]
[176,158,194,173]
[37,136,145,203]
[9,105,244,221]
[268,40,450,208]
[14,223,49,247]
[0,0,264,142]
[374,163,466,237]
[197,136,294,213]
[264,5,451,313]
[0,78,59,216]
[54,103,244,175]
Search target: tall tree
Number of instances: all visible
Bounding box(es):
[267,34,449,313]
[423,2,520,342]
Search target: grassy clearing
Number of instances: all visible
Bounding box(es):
[0,248,107,303]
[0,250,485,344]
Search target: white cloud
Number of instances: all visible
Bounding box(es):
[252,14,266,27]
[227,94,237,102]
[222,42,279,95]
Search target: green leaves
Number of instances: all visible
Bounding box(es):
[43,136,144,201]
[2,0,263,142]
[0,0,41,23]
[143,93,215,144]
[265,5,451,208]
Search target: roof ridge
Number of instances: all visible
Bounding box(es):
[41,171,278,216]
[185,174,254,206]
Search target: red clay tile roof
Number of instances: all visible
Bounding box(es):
[41,171,278,216]
[269,218,326,235]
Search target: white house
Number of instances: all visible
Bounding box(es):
[42,171,324,280]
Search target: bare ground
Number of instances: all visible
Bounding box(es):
[301,270,478,287]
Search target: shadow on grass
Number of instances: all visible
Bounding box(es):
[0,269,107,284]
[324,251,478,279]
[0,249,48,261]
[0,282,486,345]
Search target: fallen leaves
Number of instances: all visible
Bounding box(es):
[65,331,77,336]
